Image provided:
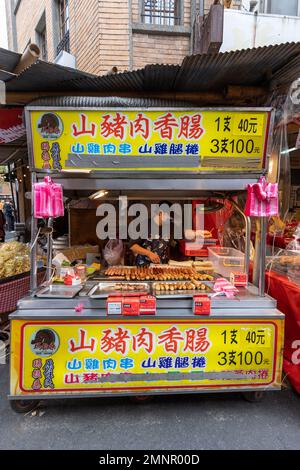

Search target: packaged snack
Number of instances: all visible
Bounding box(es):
[139,295,156,315]
[106,295,123,315]
[122,296,140,316]
[193,294,211,315]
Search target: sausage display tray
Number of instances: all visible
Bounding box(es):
[88,282,150,298]
[36,284,83,298]
[152,282,214,298]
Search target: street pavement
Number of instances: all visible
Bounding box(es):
[1,364,300,450]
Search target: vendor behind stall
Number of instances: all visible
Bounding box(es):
[129,201,173,266]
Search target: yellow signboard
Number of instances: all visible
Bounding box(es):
[10,318,283,396]
[27,109,272,172]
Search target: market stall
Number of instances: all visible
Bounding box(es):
[265,270,300,394]
[8,98,285,412]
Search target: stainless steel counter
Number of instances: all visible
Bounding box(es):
[9,283,282,320]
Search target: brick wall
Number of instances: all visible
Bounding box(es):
[132,34,190,69]
[69,0,100,74]
[10,0,243,75]
[132,0,191,69]
[12,0,61,62]
[14,0,45,53]
[97,0,130,74]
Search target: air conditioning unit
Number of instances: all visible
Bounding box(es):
[54,50,76,69]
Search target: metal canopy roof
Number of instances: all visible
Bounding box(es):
[5,60,98,91]
[2,42,300,95]
[0,69,15,82]
[0,47,21,73]
[0,139,27,165]
[67,42,300,93]
[175,42,300,91]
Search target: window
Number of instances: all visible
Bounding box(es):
[263,0,300,16]
[141,0,181,26]
[39,27,48,61]
[36,13,48,61]
[58,0,70,40]
[56,0,70,55]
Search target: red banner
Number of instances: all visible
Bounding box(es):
[0,108,25,144]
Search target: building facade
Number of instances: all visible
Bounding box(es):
[5,0,300,75]
[5,0,243,74]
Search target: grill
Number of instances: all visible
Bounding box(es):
[56,30,70,56]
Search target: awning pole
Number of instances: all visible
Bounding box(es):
[228,198,251,278]
[30,172,38,294]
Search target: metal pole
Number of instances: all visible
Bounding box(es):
[252,218,260,287]
[228,198,251,278]
[199,0,204,16]
[258,216,267,297]
[46,218,54,282]
[8,162,18,228]
[30,172,38,294]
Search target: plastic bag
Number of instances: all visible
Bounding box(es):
[286,223,300,252]
[103,239,124,266]
[244,176,278,217]
[34,176,64,219]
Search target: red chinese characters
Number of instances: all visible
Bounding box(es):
[68,329,96,353]
[72,113,97,137]
[153,112,178,140]
[157,326,184,353]
[130,113,150,139]
[132,327,154,354]
[101,113,128,140]
[64,373,80,384]
[183,328,211,353]
[257,369,269,380]
[101,327,131,354]
[70,111,205,143]
[67,325,212,358]
[178,114,204,140]
[83,373,99,382]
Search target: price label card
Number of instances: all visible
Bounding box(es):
[233,114,264,136]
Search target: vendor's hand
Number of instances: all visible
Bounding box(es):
[148,252,160,264]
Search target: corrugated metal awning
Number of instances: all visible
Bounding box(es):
[0,47,21,73]
[26,96,191,108]
[2,42,300,96]
[0,69,16,82]
[175,42,300,91]
[0,140,27,165]
[5,60,99,92]
[66,42,300,93]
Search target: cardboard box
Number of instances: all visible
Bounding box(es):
[139,295,156,315]
[193,294,211,315]
[106,295,123,315]
[230,272,248,287]
[122,296,140,316]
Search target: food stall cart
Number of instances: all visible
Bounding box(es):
[8,98,285,412]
